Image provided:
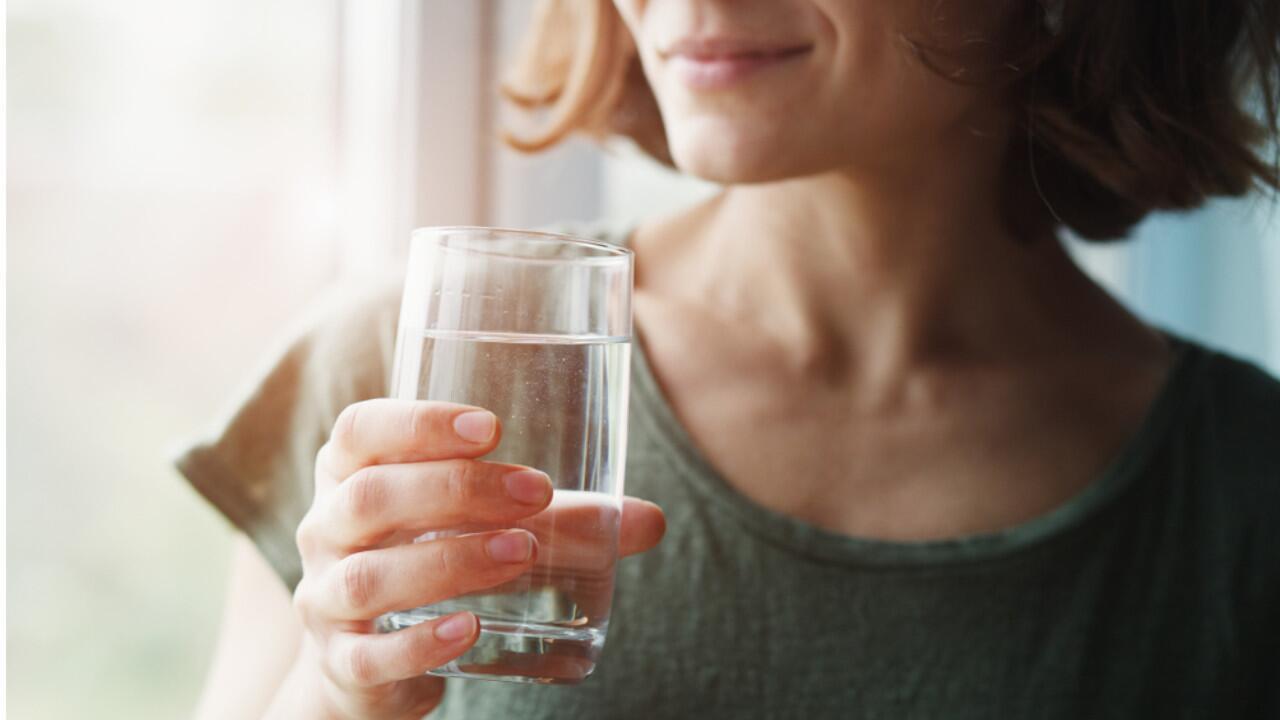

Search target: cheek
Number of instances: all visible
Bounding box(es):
[818,0,1007,145]
[819,7,910,139]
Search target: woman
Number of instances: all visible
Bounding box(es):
[180,1,1280,717]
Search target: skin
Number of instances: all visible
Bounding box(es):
[197,402,665,719]
[197,1,1172,717]
[614,0,1170,539]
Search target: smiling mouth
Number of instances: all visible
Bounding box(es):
[659,38,813,91]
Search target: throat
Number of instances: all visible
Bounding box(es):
[639,183,1095,381]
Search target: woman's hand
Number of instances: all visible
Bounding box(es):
[280,399,666,720]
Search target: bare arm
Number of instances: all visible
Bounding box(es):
[192,536,302,720]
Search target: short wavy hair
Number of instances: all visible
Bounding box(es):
[501,0,1280,242]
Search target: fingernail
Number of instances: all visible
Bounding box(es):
[434,613,475,642]
[486,530,533,563]
[453,411,495,443]
[503,470,551,505]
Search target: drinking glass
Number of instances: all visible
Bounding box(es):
[375,226,633,685]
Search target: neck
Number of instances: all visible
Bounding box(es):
[636,130,1149,383]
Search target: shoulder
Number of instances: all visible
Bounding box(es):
[1175,344,1280,639]
[296,270,403,364]
[1187,344,1280,482]
[260,269,404,412]
[1171,342,1280,559]
[173,271,404,590]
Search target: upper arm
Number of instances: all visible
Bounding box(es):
[192,535,303,720]
[174,280,403,717]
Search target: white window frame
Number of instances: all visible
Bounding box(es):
[336,0,604,278]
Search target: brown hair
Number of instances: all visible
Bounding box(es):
[501,0,1280,241]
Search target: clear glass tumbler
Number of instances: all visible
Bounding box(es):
[374,227,633,685]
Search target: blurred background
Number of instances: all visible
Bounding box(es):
[6,1,1279,717]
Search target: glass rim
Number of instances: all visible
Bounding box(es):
[411,225,634,266]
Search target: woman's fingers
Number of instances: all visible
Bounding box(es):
[500,495,664,564]
[293,398,667,716]
[312,459,552,550]
[325,612,478,688]
[320,399,503,483]
[619,497,666,557]
[498,496,664,573]
[298,466,663,581]
[299,530,537,622]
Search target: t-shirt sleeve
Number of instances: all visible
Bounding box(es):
[173,275,403,591]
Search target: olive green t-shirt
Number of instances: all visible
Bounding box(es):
[176,225,1280,718]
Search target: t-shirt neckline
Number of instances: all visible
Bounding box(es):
[612,224,1211,569]
[630,322,1207,569]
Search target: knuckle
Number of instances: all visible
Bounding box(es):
[341,640,379,687]
[291,576,324,630]
[331,401,367,450]
[294,517,312,553]
[314,442,338,480]
[408,402,437,444]
[290,579,312,620]
[443,460,478,506]
[342,467,387,523]
[293,581,328,633]
[431,541,461,580]
[294,512,321,556]
[337,553,380,614]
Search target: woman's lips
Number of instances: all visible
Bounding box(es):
[662,42,812,91]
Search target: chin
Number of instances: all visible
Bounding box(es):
[665,117,827,185]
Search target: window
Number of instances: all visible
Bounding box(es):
[9,1,605,714]
[9,0,338,715]
[1070,199,1280,375]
